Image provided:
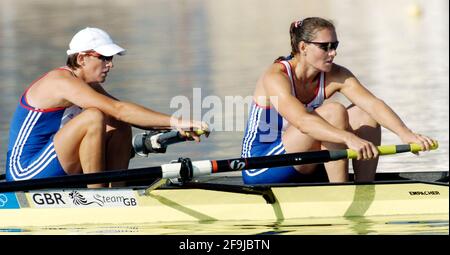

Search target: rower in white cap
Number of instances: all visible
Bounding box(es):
[5,27,208,187]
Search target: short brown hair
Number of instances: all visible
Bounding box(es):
[66,53,81,69]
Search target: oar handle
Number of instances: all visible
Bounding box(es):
[132,129,208,156]
[346,142,439,159]
[157,129,207,145]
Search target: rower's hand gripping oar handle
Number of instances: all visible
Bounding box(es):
[161,129,207,144]
[345,142,439,159]
[132,130,206,157]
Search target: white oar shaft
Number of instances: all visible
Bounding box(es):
[161,160,212,179]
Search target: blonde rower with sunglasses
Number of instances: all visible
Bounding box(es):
[6,27,208,187]
[241,17,435,184]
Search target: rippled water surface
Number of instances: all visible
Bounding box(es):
[0,0,448,172]
[1,214,448,235]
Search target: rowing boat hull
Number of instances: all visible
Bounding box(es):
[0,181,448,229]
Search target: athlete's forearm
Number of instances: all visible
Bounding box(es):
[366,99,412,137]
[113,101,181,129]
[294,114,352,144]
[114,102,198,129]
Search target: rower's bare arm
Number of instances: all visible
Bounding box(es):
[57,77,187,129]
[337,66,436,150]
[263,70,351,144]
[91,83,120,101]
[91,84,171,130]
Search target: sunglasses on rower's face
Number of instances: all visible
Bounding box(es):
[84,52,114,62]
[304,41,339,52]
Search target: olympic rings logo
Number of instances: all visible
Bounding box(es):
[0,194,8,207]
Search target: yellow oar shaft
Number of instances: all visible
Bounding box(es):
[346,142,439,159]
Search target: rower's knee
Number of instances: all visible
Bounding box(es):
[83,108,106,131]
[348,105,379,128]
[320,102,349,130]
[347,105,381,145]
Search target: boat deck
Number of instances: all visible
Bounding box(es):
[1,179,448,228]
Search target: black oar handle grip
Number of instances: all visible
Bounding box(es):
[157,131,185,147]
[132,130,206,156]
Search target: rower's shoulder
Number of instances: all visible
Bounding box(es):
[262,62,291,85]
[328,63,355,78]
[45,68,86,89]
[253,62,292,99]
[267,61,288,74]
[28,68,74,91]
[46,67,75,79]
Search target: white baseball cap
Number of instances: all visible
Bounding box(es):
[66,27,126,56]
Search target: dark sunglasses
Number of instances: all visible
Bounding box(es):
[85,52,114,62]
[304,41,339,52]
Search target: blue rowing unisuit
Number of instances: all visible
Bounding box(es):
[5,67,82,181]
[240,60,326,184]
